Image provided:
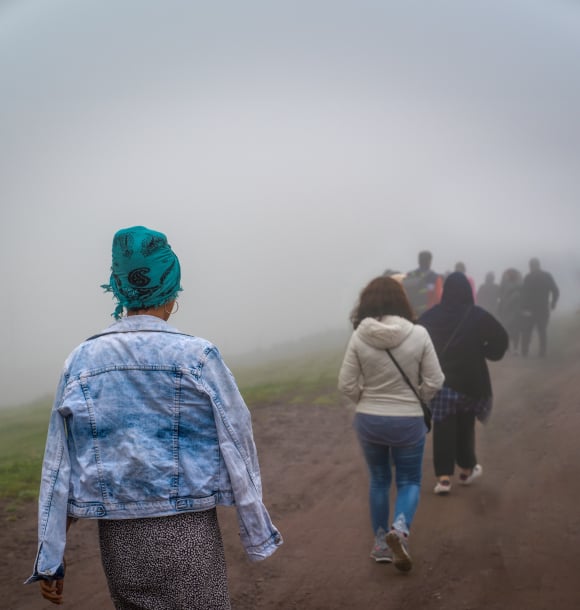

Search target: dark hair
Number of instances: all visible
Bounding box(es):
[418,250,432,268]
[350,276,415,329]
[501,267,522,285]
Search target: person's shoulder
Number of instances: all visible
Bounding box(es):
[410,322,430,338]
[472,304,490,317]
[172,332,218,356]
[415,306,438,327]
[63,341,89,368]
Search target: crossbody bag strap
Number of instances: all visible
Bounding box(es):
[385,348,432,431]
[440,305,473,356]
[385,349,422,403]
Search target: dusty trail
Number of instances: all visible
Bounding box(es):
[4,318,580,609]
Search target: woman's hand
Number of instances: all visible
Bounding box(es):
[39,578,64,605]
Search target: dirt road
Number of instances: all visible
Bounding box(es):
[4,319,580,609]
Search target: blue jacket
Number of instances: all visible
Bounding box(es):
[27,315,282,583]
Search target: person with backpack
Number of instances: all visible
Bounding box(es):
[403,250,443,317]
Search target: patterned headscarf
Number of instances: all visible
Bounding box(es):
[101,226,182,319]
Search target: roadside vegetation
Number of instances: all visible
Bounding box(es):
[234,346,344,406]
[0,344,345,509]
[0,399,51,512]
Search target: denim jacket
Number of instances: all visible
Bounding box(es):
[27,315,282,583]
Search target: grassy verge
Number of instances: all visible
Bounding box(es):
[234,347,343,406]
[0,347,345,507]
[0,399,51,514]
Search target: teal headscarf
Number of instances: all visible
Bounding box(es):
[102,226,182,319]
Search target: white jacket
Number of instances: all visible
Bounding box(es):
[338,315,444,417]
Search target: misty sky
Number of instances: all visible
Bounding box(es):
[2,0,580,407]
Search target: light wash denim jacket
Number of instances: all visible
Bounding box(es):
[27,315,282,583]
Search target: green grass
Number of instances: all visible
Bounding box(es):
[0,346,345,505]
[0,398,51,506]
[232,346,344,406]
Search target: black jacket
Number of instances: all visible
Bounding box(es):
[418,272,508,399]
[522,270,559,314]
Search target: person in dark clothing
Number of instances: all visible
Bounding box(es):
[403,251,443,318]
[418,272,509,496]
[520,258,559,358]
[498,268,524,354]
[476,272,500,316]
[454,261,476,300]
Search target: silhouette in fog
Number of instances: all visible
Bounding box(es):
[454,262,476,300]
[498,268,524,354]
[476,272,500,316]
[418,272,508,496]
[403,251,443,318]
[520,258,560,358]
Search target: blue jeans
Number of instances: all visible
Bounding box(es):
[358,437,425,536]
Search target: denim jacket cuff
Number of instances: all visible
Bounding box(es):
[242,530,283,562]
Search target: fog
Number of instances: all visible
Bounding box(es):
[1,0,579,407]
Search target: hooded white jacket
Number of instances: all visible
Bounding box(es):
[338,315,444,417]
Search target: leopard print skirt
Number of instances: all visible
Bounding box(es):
[98,508,231,610]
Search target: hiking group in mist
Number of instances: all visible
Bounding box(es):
[389,250,560,359]
[338,249,560,572]
[27,228,561,607]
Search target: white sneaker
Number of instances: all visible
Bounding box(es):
[433,479,451,495]
[459,464,483,486]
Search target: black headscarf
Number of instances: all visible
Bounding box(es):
[441,272,474,307]
[418,272,473,360]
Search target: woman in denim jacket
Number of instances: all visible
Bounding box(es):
[27,226,282,609]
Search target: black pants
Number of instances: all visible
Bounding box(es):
[433,412,477,477]
[520,310,549,357]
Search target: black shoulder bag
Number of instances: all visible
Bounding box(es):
[385,349,432,432]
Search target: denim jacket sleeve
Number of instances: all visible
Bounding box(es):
[26,373,71,583]
[200,347,282,561]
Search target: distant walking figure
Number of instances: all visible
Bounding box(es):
[26,226,282,608]
[454,262,476,301]
[498,268,524,354]
[418,272,508,496]
[476,272,501,316]
[338,276,444,572]
[403,250,443,317]
[520,258,560,358]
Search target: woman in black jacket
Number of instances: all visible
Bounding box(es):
[418,272,508,495]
